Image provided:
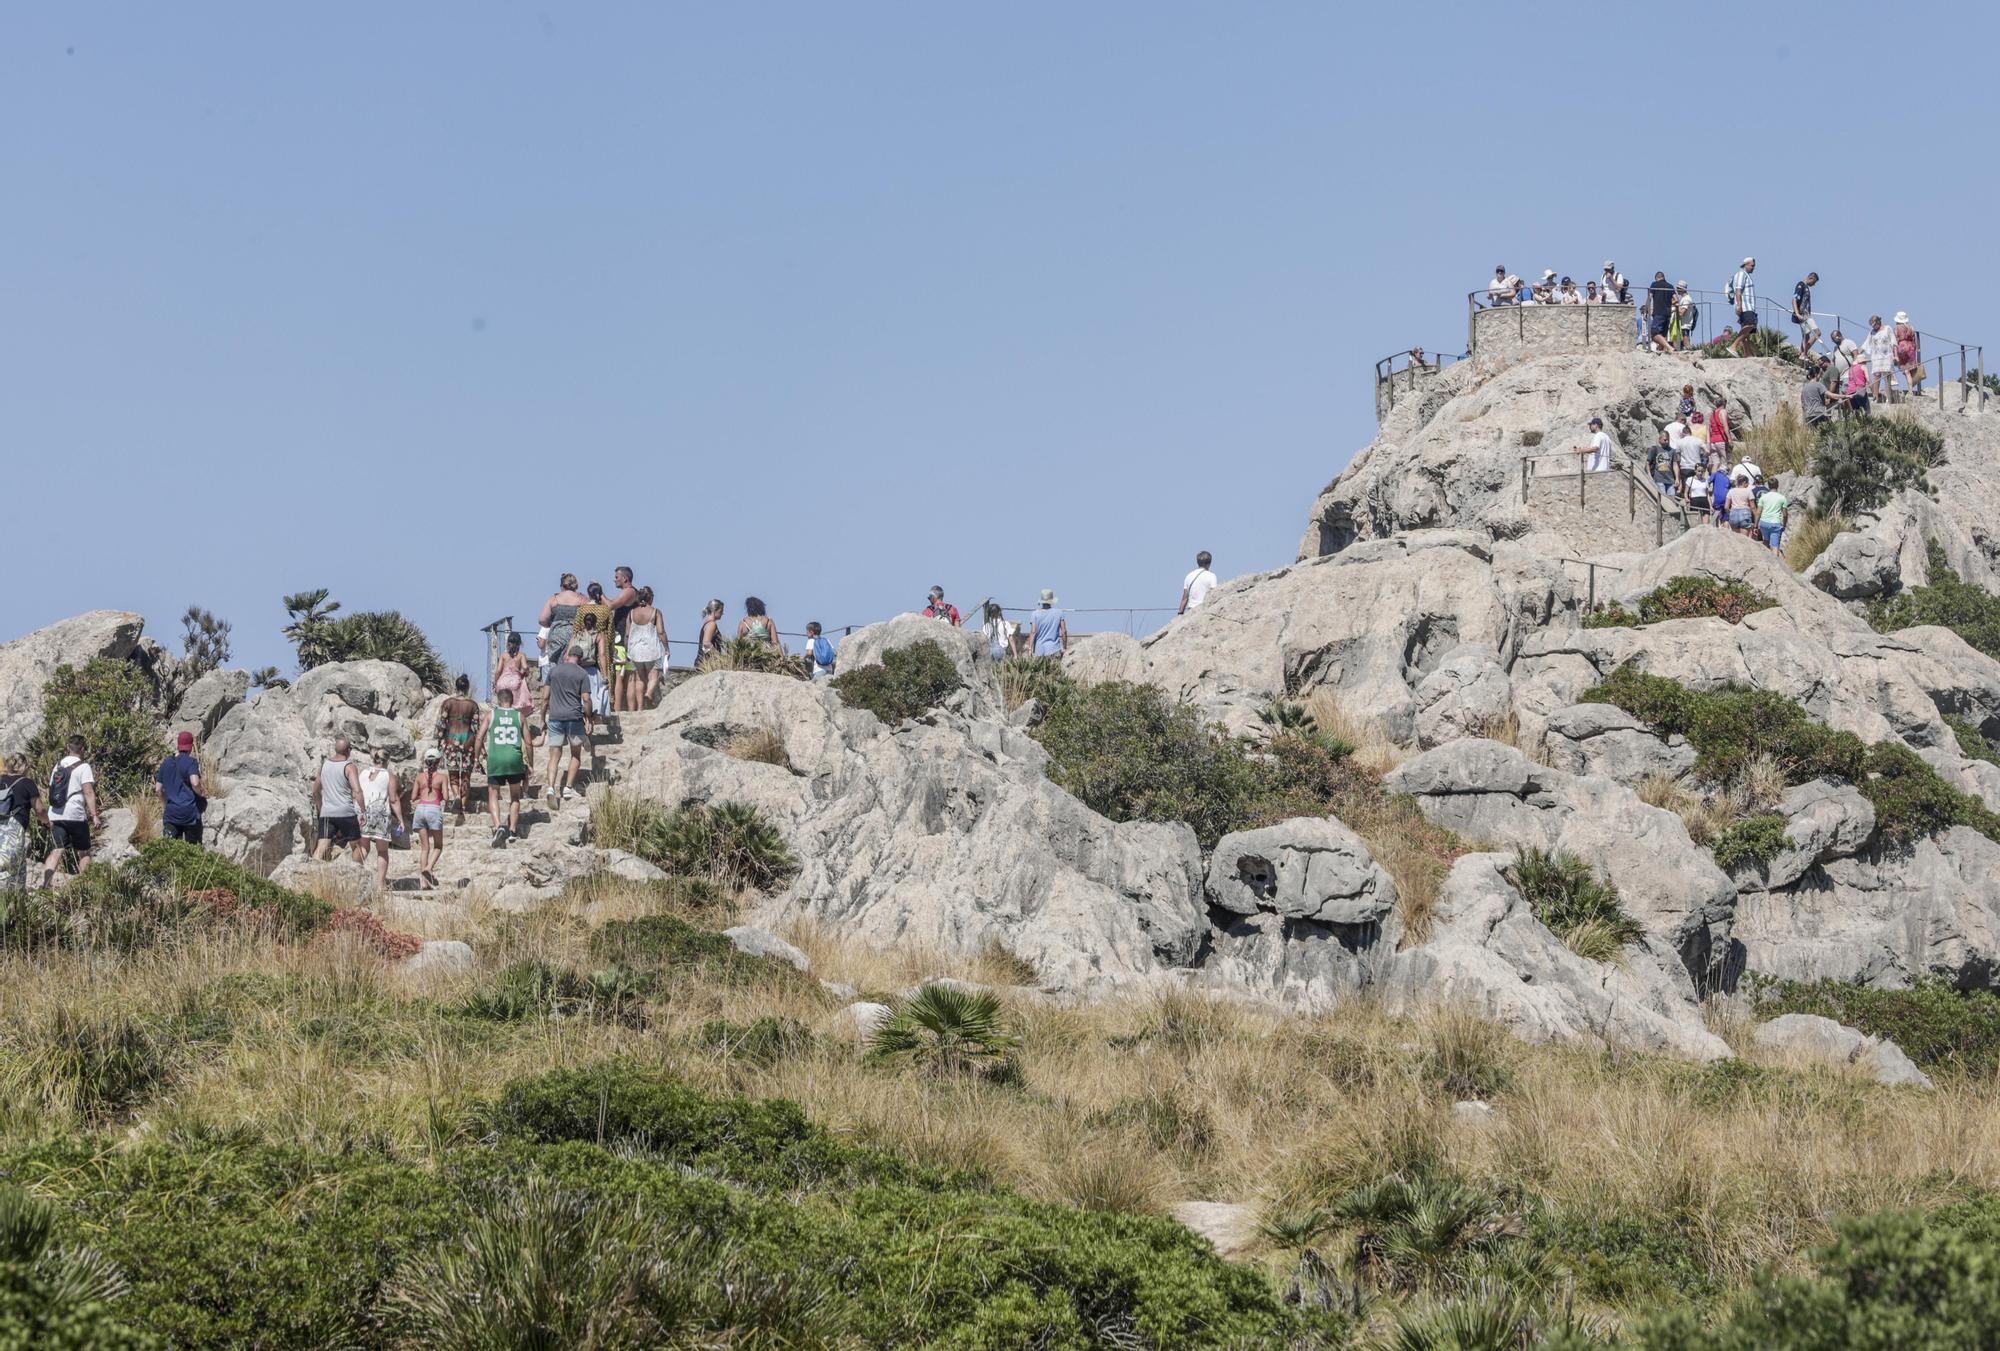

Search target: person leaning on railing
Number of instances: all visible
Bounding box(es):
[1572,416,1615,473]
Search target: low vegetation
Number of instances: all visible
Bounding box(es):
[1752,978,2000,1081]
[281,588,450,691]
[21,659,163,804]
[829,639,963,723]
[1583,576,1777,629]
[1584,666,2000,848]
[1735,401,1815,477]
[1947,715,2000,767]
[591,794,799,893]
[1505,847,1643,961]
[1812,413,1944,518]
[1710,814,1790,871]
[1868,540,2000,659]
[696,635,810,678]
[1783,509,1850,572]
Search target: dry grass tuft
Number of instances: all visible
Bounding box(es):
[721,727,790,768]
[1738,401,1816,477]
[1300,688,1405,773]
[126,793,160,845]
[196,746,229,799]
[1785,511,1851,572]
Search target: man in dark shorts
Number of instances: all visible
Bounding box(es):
[1791,271,1821,358]
[155,730,205,844]
[310,737,367,861]
[41,735,101,886]
[541,644,594,813]
[1727,256,1757,355]
[479,685,532,846]
[437,675,482,826]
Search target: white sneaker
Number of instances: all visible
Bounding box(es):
[561,786,581,801]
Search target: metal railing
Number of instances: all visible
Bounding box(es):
[1518,452,1692,547]
[1374,348,1466,417]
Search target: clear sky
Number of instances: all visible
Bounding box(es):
[5,3,1994,681]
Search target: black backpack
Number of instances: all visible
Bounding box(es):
[48,761,72,813]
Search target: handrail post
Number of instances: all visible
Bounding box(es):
[1586,564,1596,615]
[1521,458,1528,504]
[1577,455,1585,508]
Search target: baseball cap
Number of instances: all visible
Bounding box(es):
[424,747,441,761]
[176,731,194,751]
[1588,417,1603,428]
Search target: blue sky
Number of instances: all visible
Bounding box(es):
[5,3,1994,680]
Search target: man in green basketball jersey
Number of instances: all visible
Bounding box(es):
[478,685,531,847]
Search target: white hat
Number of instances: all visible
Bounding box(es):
[1542,269,1557,280]
[1894,311,1910,325]
[1676,280,1688,289]
[1039,588,1057,604]
[1742,256,1755,266]
[1602,260,1614,270]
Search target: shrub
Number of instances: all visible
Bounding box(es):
[1947,715,2000,767]
[1738,401,1816,477]
[696,1016,816,1066]
[1813,415,1941,518]
[996,655,1067,713]
[596,799,798,892]
[0,1187,154,1350]
[1505,847,1643,961]
[452,960,652,1027]
[590,914,786,985]
[869,985,1021,1082]
[1583,576,1778,630]
[21,659,163,804]
[1754,979,2000,1080]
[1784,510,1851,572]
[829,640,963,724]
[1711,814,1789,871]
[1029,680,1275,848]
[1868,541,2000,659]
[282,589,449,690]
[695,636,808,679]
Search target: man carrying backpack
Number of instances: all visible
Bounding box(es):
[922,587,961,626]
[42,735,101,886]
[804,622,836,680]
[156,731,205,844]
[0,761,41,891]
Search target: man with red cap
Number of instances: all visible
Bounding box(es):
[156,731,206,845]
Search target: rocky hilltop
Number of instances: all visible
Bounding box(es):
[9,347,2000,1078]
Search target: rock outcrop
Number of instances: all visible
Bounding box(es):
[1752,1013,1933,1088]
[0,610,146,761]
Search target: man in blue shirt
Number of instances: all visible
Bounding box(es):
[156,731,205,844]
[1029,590,1069,656]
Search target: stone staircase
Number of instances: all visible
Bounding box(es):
[1522,461,1693,559]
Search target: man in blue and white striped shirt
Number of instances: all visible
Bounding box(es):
[1727,257,1757,355]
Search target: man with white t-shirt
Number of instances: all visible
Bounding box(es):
[1179,552,1219,615]
[42,734,102,886]
[1573,417,1616,473]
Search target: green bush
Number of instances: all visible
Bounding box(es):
[1947,715,2000,767]
[1583,666,1999,846]
[1753,979,2000,1080]
[0,1187,156,1350]
[597,800,799,893]
[695,1016,816,1066]
[1632,1205,2000,1349]
[1505,848,1643,961]
[1029,680,1278,848]
[1581,576,1777,629]
[1712,814,1789,871]
[1868,541,2000,660]
[996,655,1068,712]
[1813,416,1942,518]
[590,914,792,986]
[830,640,964,724]
[869,985,1021,1082]
[451,960,652,1027]
[282,589,449,691]
[20,659,163,805]
[0,840,331,953]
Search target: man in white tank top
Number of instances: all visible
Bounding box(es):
[311,737,367,862]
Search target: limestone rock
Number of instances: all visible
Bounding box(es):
[621,671,1209,999]
[1386,740,1737,989]
[1752,1013,1933,1088]
[1205,818,1395,925]
[1731,780,1875,893]
[206,781,310,876]
[1377,853,1730,1060]
[833,614,1006,723]
[723,925,810,972]
[1538,703,1696,787]
[1169,1201,1261,1260]
[832,1000,893,1044]
[1412,646,1514,749]
[1808,531,1905,600]
[0,611,146,761]
[1452,1100,1500,1125]
[293,661,427,722]
[600,850,668,883]
[490,881,563,912]
[170,668,251,742]
[401,939,476,979]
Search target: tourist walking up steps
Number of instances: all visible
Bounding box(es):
[437,675,481,826]
[494,632,533,731]
[356,750,402,892]
[542,646,593,813]
[482,685,530,846]
[1029,591,1069,657]
[1758,479,1792,555]
[43,736,101,886]
[156,731,204,844]
[604,566,640,710]
[411,750,446,889]
[538,574,588,680]
[0,765,39,891]
[312,738,365,863]
[623,588,667,707]
[1180,552,1218,614]
[1646,272,1675,352]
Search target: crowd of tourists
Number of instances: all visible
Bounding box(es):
[5,551,1224,891]
[1574,388,1791,554]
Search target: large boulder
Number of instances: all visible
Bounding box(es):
[1728,780,1875,893]
[1538,703,1697,787]
[1376,853,1730,1060]
[1065,532,1567,742]
[170,668,251,743]
[1205,817,1395,925]
[1385,739,1737,989]
[1752,1013,1933,1088]
[1807,531,1904,601]
[0,611,146,761]
[1412,646,1514,749]
[833,614,1006,723]
[619,671,1209,999]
